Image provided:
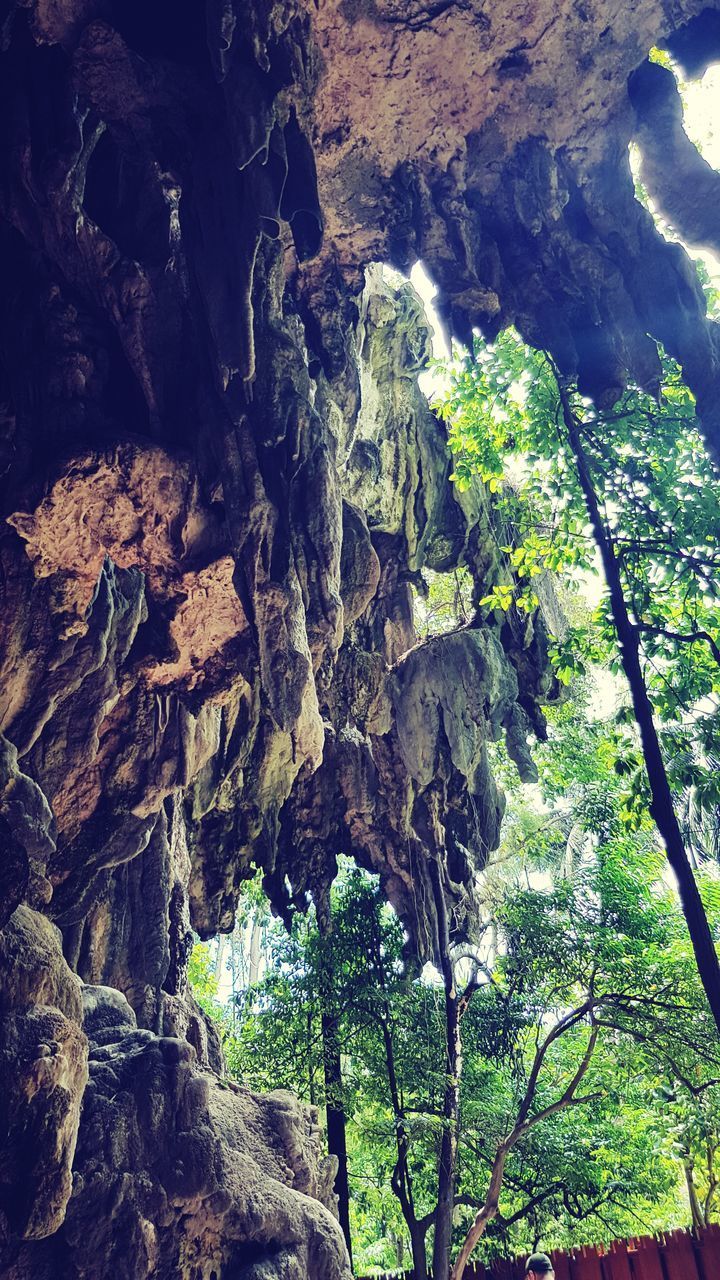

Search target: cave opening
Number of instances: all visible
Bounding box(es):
[4,5,720,1280]
[628,41,720,287]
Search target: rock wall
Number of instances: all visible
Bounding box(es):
[1,909,347,1279]
[1,0,719,1275]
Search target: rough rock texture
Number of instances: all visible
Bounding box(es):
[1,0,720,1274]
[3,980,347,1279]
[630,55,720,258]
[0,908,87,1245]
[310,0,720,448]
[274,270,551,950]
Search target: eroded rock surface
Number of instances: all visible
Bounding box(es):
[310,0,720,449]
[0,908,87,1246]
[3,978,347,1279]
[1,0,720,1274]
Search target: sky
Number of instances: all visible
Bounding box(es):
[683,64,720,170]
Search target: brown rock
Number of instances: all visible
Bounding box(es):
[1,0,718,1272]
[0,909,88,1246]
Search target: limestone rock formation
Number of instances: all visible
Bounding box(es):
[4,976,348,1279]
[310,0,720,448]
[1,0,719,1274]
[0,907,87,1246]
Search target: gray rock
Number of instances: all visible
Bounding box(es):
[1,0,713,1271]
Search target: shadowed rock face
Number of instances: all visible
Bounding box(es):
[308,0,720,445]
[1,0,719,1274]
[2,935,348,1280]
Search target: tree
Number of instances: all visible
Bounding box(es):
[186,939,222,1017]
[436,329,720,1034]
[664,1083,720,1231]
[449,831,720,1279]
[211,869,440,1273]
[318,907,354,1264]
[323,871,438,1280]
[204,819,720,1278]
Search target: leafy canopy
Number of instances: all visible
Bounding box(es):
[434,328,720,837]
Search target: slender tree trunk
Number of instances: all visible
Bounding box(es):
[367,887,432,1280]
[248,915,262,986]
[318,922,353,1267]
[704,1139,718,1223]
[433,983,461,1280]
[307,1007,316,1106]
[409,1222,430,1280]
[322,1006,352,1261]
[450,1010,597,1280]
[379,1014,430,1280]
[684,1158,705,1232]
[430,860,462,1280]
[558,380,720,1037]
[229,932,237,1031]
[214,934,226,984]
[450,1145,508,1280]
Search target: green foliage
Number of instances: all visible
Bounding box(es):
[469,691,720,1257]
[186,309,720,1271]
[648,47,674,71]
[657,1081,720,1227]
[414,567,474,637]
[196,801,720,1270]
[435,323,720,852]
[187,940,222,1019]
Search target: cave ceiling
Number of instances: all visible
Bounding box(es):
[1,0,720,1275]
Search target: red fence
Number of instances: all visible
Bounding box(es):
[356,1225,720,1280]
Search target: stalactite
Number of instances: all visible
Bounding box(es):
[2,0,720,1275]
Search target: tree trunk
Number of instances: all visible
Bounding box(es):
[321,1007,352,1261]
[450,1010,598,1280]
[318,920,353,1268]
[450,1145,507,1280]
[704,1139,718,1223]
[409,1221,430,1280]
[213,933,226,985]
[684,1158,705,1232]
[395,1233,405,1268]
[307,1006,317,1106]
[380,1013,430,1280]
[558,380,720,1037]
[433,982,461,1280]
[430,859,462,1280]
[247,914,262,986]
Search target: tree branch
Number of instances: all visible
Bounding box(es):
[636,623,720,669]
[514,1001,592,1129]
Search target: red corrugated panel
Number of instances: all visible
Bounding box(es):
[354,1225,717,1280]
[697,1222,720,1280]
[489,1258,519,1280]
[604,1240,632,1280]
[628,1235,665,1280]
[662,1227,700,1280]
[550,1248,573,1280]
[569,1245,604,1280]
